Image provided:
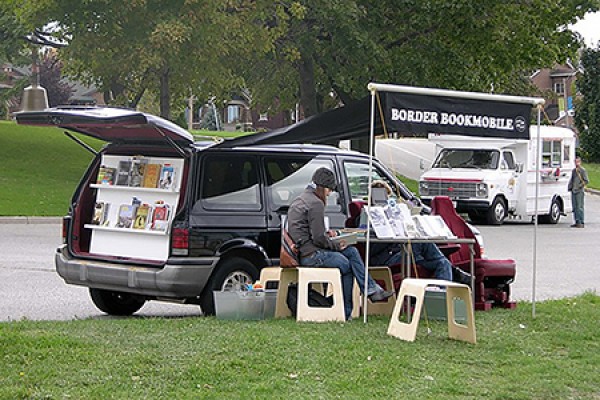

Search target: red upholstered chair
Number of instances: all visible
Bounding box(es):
[430,196,517,310]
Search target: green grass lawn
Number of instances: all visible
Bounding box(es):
[0,293,598,399]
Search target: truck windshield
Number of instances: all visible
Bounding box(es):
[433,149,499,169]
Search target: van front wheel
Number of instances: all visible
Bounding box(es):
[486,198,507,225]
[89,289,145,315]
[200,257,259,316]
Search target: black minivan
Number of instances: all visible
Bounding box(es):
[17,107,423,316]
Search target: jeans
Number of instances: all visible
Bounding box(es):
[572,191,585,224]
[301,246,381,319]
[371,242,452,281]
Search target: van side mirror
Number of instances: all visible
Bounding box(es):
[515,163,524,173]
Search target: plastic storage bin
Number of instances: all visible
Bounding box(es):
[214,290,277,320]
[423,288,467,323]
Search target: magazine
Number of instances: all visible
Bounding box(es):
[129,156,148,187]
[330,232,358,246]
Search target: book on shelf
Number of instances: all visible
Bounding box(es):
[151,202,170,231]
[115,160,132,186]
[158,164,176,191]
[132,203,152,229]
[129,156,148,187]
[96,166,116,185]
[91,202,110,226]
[142,163,162,188]
[116,204,138,228]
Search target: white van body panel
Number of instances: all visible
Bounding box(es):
[419,126,576,223]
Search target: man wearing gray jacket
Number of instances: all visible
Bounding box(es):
[568,157,589,228]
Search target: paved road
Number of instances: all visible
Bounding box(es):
[1,195,599,321]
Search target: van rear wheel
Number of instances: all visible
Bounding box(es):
[199,257,259,316]
[539,198,561,224]
[89,289,145,315]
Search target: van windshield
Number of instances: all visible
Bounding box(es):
[433,149,499,170]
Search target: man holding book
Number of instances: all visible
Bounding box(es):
[287,168,394,320]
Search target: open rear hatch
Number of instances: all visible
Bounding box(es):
[16,107,194,264]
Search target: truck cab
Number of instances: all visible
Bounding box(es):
[419,126,576,225]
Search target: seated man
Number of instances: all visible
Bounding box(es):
[367,180,471,284]
[287,168,394,321]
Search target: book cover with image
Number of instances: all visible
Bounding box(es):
[116,204,138,228]
[142,164,162,188]
[116,160,132,186]
[151,203,170,231]
[133,204,152,229]
[96,166,116,185]
[91,202,110,226]
[158,164,176,190]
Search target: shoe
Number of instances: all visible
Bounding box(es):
[368,289,394,302]
[571,223,584,228]
[452,266,472,285]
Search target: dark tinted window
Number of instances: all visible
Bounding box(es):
[200,155,261,210]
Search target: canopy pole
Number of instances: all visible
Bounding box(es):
[363,90,377,323]
[532,105,542,318]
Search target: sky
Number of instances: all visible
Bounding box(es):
[570,12,600,48]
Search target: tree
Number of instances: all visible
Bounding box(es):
[13,0,273,120]
[575,48,600,161]
[38,52,74,107]
[237,0,600,118]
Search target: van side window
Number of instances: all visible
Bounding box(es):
[542,140,562,168]
[199,155,261,210]
[265,157,340,211]
[502,151,516,170]
[344,162,395,201]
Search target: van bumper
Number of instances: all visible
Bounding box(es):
[55,245,217,298]
[421,197,490,212]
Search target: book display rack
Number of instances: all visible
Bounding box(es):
[85,155,184,261]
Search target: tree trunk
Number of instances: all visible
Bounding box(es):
[159,66,170,120]
[298,53,317,118]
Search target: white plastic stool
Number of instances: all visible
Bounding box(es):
[274,267,346,322]
[352,266,396,317]
[259,267,281,290]
[387,278,476,344]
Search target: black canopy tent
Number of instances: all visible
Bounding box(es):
[218,83,545,319]
[216,86,533,149]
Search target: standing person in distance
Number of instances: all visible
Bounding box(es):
[287,167,394,320]
[568,156,589,228]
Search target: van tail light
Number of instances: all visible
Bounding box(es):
[61,217,69,243]
[172,228,189,256]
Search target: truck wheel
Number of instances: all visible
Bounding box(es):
[486,197,507,225]
[199,257,259,316]
[89,289,145,316]
[468,211,485,224]
[539,198,561,224]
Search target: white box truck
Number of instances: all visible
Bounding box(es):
[418,126,576,225]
